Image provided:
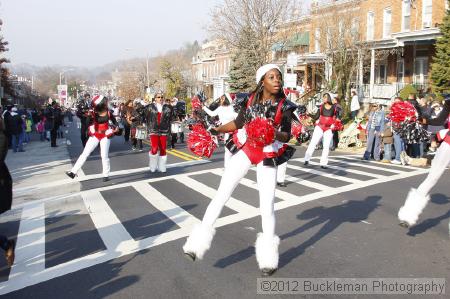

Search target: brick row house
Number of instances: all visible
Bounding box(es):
[271,0,448,105]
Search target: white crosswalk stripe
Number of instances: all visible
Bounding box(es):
[0,155,430,295]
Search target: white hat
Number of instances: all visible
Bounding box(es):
[256,64,281,84]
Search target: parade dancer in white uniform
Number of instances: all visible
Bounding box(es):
[304,93,339,169]
[398,100,450,227]
[183,64,297,276]
[202,93,238,168]
[66,95,118,182]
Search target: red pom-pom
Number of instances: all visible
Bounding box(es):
[245,117,275,148]
[333,119,344,131]
[389,101,417,123]
[291,121,303,137]
[191,96,202,111]
[187,124,217,158]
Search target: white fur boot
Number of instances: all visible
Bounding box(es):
[149,153,158,173]
[255,233,280,275]
[158,155,167,173]
[398,188,430,227]
[183,224,216,260]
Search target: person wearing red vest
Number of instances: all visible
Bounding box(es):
[66,95,118,182]
[398,99,450,227]
[183,64,297,276]
[303,93,340,168]
[145,91,174,173]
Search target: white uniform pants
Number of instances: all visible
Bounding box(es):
[277,162,287,183]
[224,147,232,169]
[71,136,111,177]
[417,142,450,195]
[202,150,277,237]
[304,126,333,166]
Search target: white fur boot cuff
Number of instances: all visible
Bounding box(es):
[183,225,216,260]
[255,233,280,270]
[398,188,430,227]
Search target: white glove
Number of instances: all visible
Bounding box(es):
[89,125,95,135]
[307,106,318,115]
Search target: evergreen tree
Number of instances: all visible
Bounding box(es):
[430,0,450,94]
[228,27,265,92]
[0,19,13,102]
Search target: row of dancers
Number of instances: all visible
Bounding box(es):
[64,64,449,276]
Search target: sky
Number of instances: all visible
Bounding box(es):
[0,0,221,67]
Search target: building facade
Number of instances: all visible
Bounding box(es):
[191,40,232,100]
[271,0,447,104]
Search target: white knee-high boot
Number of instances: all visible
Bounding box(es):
[158,155,167,173]
[398,188,430,227]
[398,142,450,227]
[255,233,280,271]
[149,153,158,172]
[183,224,216,260]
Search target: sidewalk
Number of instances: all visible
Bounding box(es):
[5,133,80,207]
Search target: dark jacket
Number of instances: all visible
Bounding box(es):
[0,117,12,214]
[8,112,23,135]
[146,103,174,134]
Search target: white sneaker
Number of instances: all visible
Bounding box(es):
[400,151,408,165]
[391,160,401,165]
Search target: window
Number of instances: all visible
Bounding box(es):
[383,8,392,38]
[326,27,332,49]
[315,28,321,53]
[376,64,387,84]
[367,11,375,41]
[338,20,344,38]
[422,0,432,28]
[351,18,359,40]
[397,59,404,83]
[414,57,429,84]
[402,0,411,31]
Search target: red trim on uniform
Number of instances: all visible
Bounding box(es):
[157,112,161,125]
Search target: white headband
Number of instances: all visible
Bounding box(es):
[256,64,281,84]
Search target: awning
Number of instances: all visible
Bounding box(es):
[272,31,310,52]
[288,32,310,47]
[271,42,287,51]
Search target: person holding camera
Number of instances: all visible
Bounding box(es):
[76,93,91,147]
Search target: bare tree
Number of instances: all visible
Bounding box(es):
[209,0,302,65]
[312,3,369,115]
[117,72,142,101]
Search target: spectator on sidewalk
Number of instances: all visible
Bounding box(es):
[363,103,384,161]
[381,118,394,163]
[2,105,13,148]
[24,115,32,143]
[350,90,360,119]
[45,101,61,147]
[36,117,46,141]
[0,111,15,267]
[9,107,24,152]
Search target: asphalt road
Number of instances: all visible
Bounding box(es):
[0,118,449,299]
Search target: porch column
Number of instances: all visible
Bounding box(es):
[369,48,375,101]
[358,49,363,94]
